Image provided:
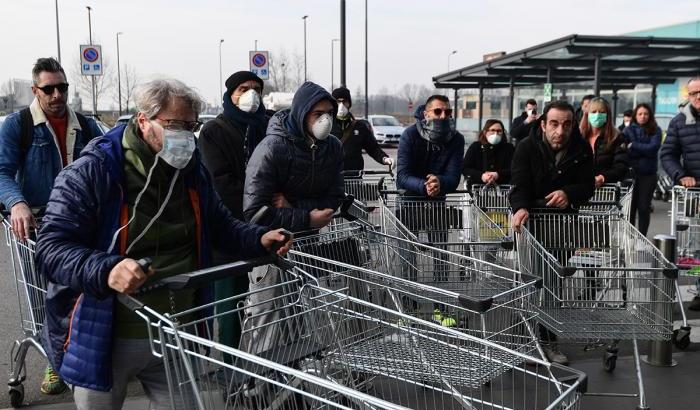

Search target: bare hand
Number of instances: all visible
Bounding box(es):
[383,157,394,171]
[545,190,569,209]
[594,175,605,188]
[261,229,293,256]
[272,193,291,208]
[524,113,538,124]
[425,174,441,197]
[680,176,697,188]
[309,208,334,229]
[481,172,499,184]
[511,208,529,233]
[107,258,154,294]
[10,202,36,240]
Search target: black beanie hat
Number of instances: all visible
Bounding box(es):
[332,87,352,108]
[225,71,264,96]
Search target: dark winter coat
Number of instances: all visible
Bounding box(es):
[396,106,464,196]
[509,122,595,212]
[243,82,345,232]
[510,112,536,142]
[590,132,629,183]
[199,113,268,219]
[331,113,388,171]
[624,123,662,176]
[36,126,267,391]
[461,140,515,185]
[661,103,700,182]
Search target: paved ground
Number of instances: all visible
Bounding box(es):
[1,148,697,409]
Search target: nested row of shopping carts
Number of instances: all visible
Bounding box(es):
[3,169,685,409]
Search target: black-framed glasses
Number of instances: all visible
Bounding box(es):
[156,118,204,132]
[427,108,453,117]
[36,83,69,95]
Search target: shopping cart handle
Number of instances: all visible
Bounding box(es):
[551,363,588,394]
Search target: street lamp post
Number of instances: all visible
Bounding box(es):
[86,6,96,115]
[340,0,346,87]
[55,0,61,63]
[447,50,457,71]
[219,39,224,102]
[302,15,308,82]
[116,32,123,115]
[254,40,258,51]
[331,38,339,90]
[364,0,369,117]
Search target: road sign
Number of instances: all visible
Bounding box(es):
[249,51,270,80]
[543,83,553,102]
[80,45,103,76]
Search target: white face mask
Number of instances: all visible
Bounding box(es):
[237,89,260,113]
[337,103,350,119]
[311,113,333,140]
[624,120,631,127]
[154,122,196,170]
[486,133,503,145]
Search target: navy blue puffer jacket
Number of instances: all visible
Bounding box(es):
[243,82,345,232]
[661,103,700,183]
[624,123,662,176]
[36,126,266,391]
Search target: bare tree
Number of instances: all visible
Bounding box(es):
[268,49,291,93]
[0,80,15,112]
[115,63,139,113]
[291,51,305,90]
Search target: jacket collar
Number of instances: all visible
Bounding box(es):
[681,102,698,126]
[29,98,82,165]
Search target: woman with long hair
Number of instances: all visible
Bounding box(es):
[579,97,628,189]
[624,103,662,235]
[462,119,514,185]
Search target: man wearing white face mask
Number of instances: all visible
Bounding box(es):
[244,81,345,232]
[330,87,392,172]
[200,71,267,219]
[35,79,292,410]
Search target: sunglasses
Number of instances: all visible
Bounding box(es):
[427,108,453,117]
[156,118,204,132]
[36,83,69,95]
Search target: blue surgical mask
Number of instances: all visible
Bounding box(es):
[588,112,608,128]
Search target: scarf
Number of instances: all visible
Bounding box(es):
[222,92,267,163]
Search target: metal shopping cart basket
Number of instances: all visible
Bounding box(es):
[467,183,514,235]
[343,169,395,226]
[118,255,587,410]
[579,182,634,220]
[289,220,542,363]
[516,210,682,409]
[2,212,48,408]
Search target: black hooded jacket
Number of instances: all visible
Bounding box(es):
[462,139,515,184]
[509,120,595,212]
[331,113,388,171]
[243,82,344,232]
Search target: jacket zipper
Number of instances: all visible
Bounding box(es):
[310,143,318,190]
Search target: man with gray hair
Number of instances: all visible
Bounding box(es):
[35,78,292,409]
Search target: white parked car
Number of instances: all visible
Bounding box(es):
[367,115,404,145]
[195,114,217,138]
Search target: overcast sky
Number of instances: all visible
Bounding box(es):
[1,0,698,108]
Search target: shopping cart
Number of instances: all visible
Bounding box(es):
[579,182,634,220]
[467,183,514,235]
[118,256,587,410]
[343,169,395,226]
[516,210,683,409]
[671,185,700,272]
[379,189,514,262]
[2,212,48,408]
[289,221,542,361]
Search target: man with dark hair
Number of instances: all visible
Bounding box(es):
[509,99,595,364]
[0,57,103,395]
[510,98,539,143]
[575,94,596,123]
[618,109,634,132]
[396,94,464,197]
[331,86,393,172]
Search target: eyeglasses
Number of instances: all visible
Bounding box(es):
[427,108,453,117]
[156,118,204,132]
[36,83,69,95]
[689,91,700,99]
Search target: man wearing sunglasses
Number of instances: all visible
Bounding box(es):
[0,57,103,395]
[396,94,464,198]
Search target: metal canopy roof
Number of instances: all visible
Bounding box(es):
[433,34,700,90]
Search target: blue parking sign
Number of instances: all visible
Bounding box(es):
[83,64,90,71]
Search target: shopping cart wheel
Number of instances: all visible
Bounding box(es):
[8,384,24,408]
[673,326,691,350]
[603,350,617,373]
